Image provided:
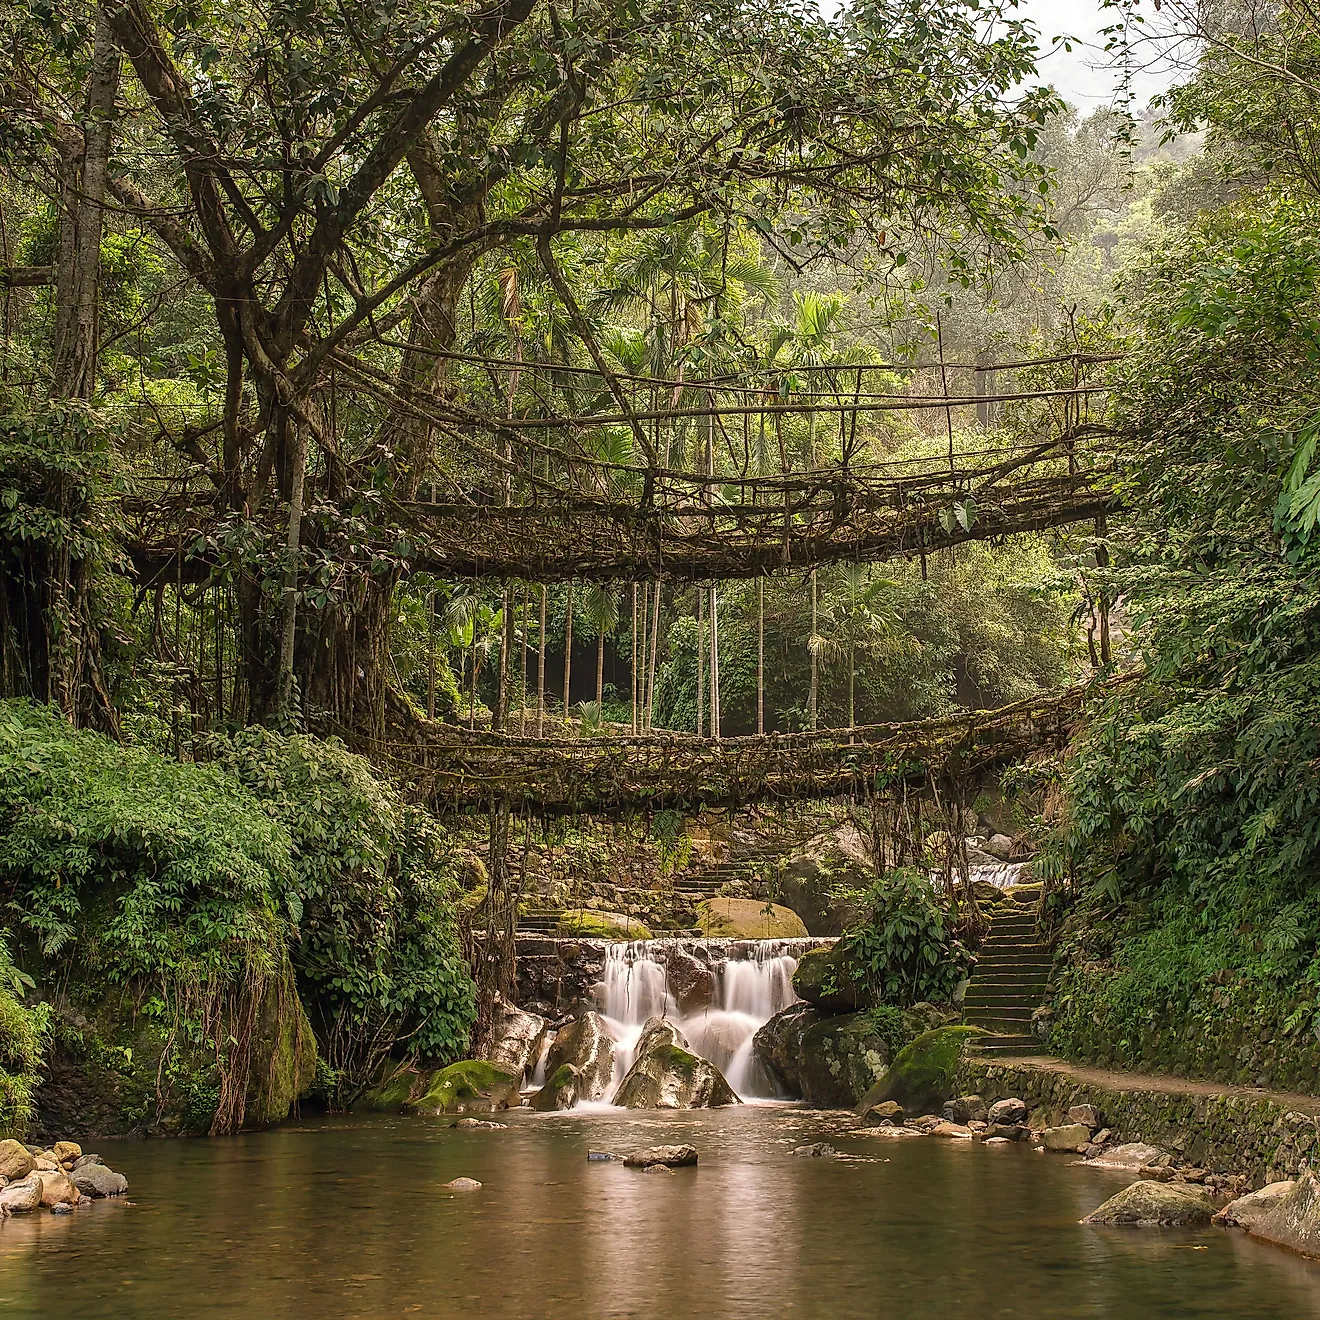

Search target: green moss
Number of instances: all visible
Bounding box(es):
[407,1060,517,1114]
[656,1045,699,1080]
[548,1063,577,1088]
[697,898,808,939]
[357,1066,422,1113]
[557,909,652,940]
[855,1025,988,1118]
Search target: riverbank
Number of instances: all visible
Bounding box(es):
[955,1052,1320,1189]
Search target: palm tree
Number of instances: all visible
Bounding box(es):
[812,566,900,729]
[581,583,621,706]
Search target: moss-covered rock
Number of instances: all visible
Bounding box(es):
[697,898,807,939]
[855,1026,988,1119]
[243,964,317,1127]
[791,943,867,1013]
[753,1004,895,1107]
[613,1017,738,1108]
[771,823,871,935]
[530,1063,582,1111]
[557,910,652,940]
[408,1060,520,1115]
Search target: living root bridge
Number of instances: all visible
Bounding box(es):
[123,455,1115,587]
[344,678,1125,816]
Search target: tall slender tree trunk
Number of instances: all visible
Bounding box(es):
[809,570,818,730]
[710,585,720,740]
[696,590,705,737]
[537,585,547,736]
[645,579,661,731]
[494,583,512,731]
[595,631,605,705]
[630,584,638,734]
[757,577,765,736]
[426,590,437,720]
[276,421,308,716]
[562,582,574,727]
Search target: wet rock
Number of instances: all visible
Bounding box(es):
[1084,1142,1169,1171]
[793,1143,837,1158]
[665,949,717,1015]
[643,1163,674,1175]
[34,1153,58,1171]
[853,1027,987,1119]
[71,1154,104,1172]
[484,994,548,1082]
[1067,1104,1100,1129]
[1214,1182,1295,1230]
[587,1151,619,1162]
[0,1178,41,1214]
[530,1063,583,1111]
[1247,1170,1320,1257]
[862,1100,905,1127]
[1043,1123,1092,1153]
[71,1164,128,1198]
[1082,1180,1214,1227]
[0,1140,34,1183]
[987,1098,1027,1127]
[943,1095,988,1125]
[613,1018,738,1109]
[454,1118,505,1129]
[984,834,1015,861]
[542,1011,615,1102]
[444,1177,482,1191]
[697,898,808,940]
[557,910,653,940]
[754,1004,892,1107]
[623,1145,698,1168]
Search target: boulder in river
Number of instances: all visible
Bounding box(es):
[986,1097,1027,1126]
[1043,1123,1091,1153]
[623,1144,698,1168]
[943,1095,988,1125]
[1246,1170,1320,1257]
[1082,1181,1214,1227]
[753,1003,893,1107]
[613,1018,739,1109]
[71,1163,128,1198]
[853,1026,988,1120]
[33,1169,81,1208]
[52,1141,82,1166]
[542,1011,615,1101]
[793,1143,837,1158]
[444,1177,482,1191]
[410,1061,520,1115]
[1083,1142,1169,1171]
[665,948,717,1015]
[0,1178,41,1214]
[0,1139,34,1182]
[557,909,652,940]
[1213,1181,1296,1230]
[862,1100,905,1127]
[696,898,808,940]
[485,994,547,1082]
[530,1064,583,1111]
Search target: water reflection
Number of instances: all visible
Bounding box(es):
[1,1108,1318,1319]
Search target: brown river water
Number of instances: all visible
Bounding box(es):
[1,1104,1318,1319]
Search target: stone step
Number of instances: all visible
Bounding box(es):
[976,1038,1042,1054]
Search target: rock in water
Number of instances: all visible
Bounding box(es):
[853,1027,987,1119]
[52,1141,82,1166]
[613,1017,739,1109]
[986,1098,1027,1127]
[542,1012,615,1101]
[793,1143,837,1158]
[665,948,717,1015]
[1082,1181,1215,1227]
[71,1164,128,1198]
[623,1145,698,1169]
[1247,1170,1320,1257]
[444,1177,482,1191]
[0,1179,41,1214]
[484,994,547,1082]
[1214,1181,1296,1230]
[753,1004,893,1107]
[407,1061,521,1115]
[33,1170,81,1208]
[0,1139,34,1183]
[1043,1124,1092,1153]
[1083,1142,1169,1171]
[530,1064,583,1111]
[643,1163,675,1176]
[861,1100,905,1127]
[944,1095,988,1125]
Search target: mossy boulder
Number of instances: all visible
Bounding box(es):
[1083,1180,1215,1227]
[613,1017,738,1108]
[358,1059,520,1115]
[697,898,807,940]
[854,1026,988,1119]
[244,963,318,1127]
[557,910,652,941]
[753,1004,894,1107]
[791,943,867,1013]
[542,1011,614,1102]
[530,1063,582,1111]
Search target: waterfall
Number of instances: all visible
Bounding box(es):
[591,938,822,1102]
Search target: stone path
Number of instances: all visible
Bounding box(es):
[986,1054,1320,1117]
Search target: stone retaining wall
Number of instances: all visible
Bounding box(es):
[956,1057,1320,1189]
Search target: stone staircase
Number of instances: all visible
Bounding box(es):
[962,902,1052,1054]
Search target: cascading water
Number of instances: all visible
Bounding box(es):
[591,938,824,1101]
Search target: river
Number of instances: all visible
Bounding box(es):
[2,1105,1318,1319]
